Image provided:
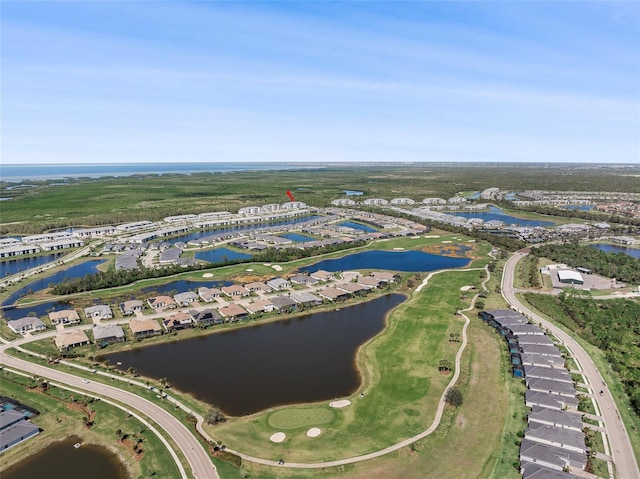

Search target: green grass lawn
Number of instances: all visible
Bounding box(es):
[0,369,181,478]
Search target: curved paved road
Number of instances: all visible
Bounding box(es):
[0,345,218,479]
[502,251,639,479]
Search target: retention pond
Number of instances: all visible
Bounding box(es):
[103,293,406,416]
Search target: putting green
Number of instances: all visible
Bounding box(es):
[267,407,336,430]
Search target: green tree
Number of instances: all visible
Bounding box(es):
[445,387,463,407]
[205,406,227,425]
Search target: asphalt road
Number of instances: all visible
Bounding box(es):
[502,251,640,479]
[0,346,218,479]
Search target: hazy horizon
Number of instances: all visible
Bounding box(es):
[2,2,639,165]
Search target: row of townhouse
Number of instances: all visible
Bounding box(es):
[54,318,164,351]
[480,310,588,479]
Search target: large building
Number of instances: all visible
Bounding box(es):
[557,270,584,285]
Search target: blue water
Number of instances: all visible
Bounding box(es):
[343,190,363,196]
[194,248,252,264]
[301,250,469,273]
[2,260,106,307]
[165,215,322,245]
[337,221,377,233]
[2,300,73,321]
[563,205,594,211]
[280,233,314,243]
[449,206,554,227]
[0,162,324,182]
[504,192,517,200]
[589,244,640,259]
[0,254,62,277]
[139,279,231,296]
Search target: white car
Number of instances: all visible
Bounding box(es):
[81,379,90,384]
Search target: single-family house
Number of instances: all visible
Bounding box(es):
[309,270,334,282]
[523,366,573,384]
[84,305,113,321]
[54,330,90,351]
[163,312,192,331]
[129,318,162,337]
[336,282,369,295]
[526,378,577,398]
[520,344,563,358]
[357,277,382,288]
[266,278,290,291]
[93,324,126,345]
[147,295,176,311]
[243,282,272,293]
[219,303,248,322]
[49,309,81,326]
[527,407,583,432]
[189,309,223,326]
[369,271,397,283]
[289,291,323,307]
[198,287,222,303]
[519,439,587,473]
[221,285,250,298]
[7,317,46,334]
[120,299,144,315]
[525,390,579,411]
[245,298,274,314]
[173,291,198,307]
[289,274,319,286]
[270,295,297,312]
[0,414,40,451]
[318,287,349,302]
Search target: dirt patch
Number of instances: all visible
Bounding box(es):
[421,243,475,258]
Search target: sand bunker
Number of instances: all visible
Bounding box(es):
[306,428,322,438]
[263,263,272,266]
[246,268,254,272]
[460,285,474,291]
[202,273,213,278]
[393,247,405,250]
[270,432,286,443]
[272,265,283,271]
[329,400,351,408]
[441,240,452,243]
[424,235,440,238]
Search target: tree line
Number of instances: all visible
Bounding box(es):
[531,243,640,285]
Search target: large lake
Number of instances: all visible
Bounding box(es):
[449,206,555,227]
[193,247,252,264]
[302,250,469,273]
[589,243,640,259]
[2,436,128,479]
[103,294,405,416]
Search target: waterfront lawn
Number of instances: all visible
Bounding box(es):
[0,369,181,479]
[207,269,483,462]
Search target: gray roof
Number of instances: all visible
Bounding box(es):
[7,317,46,331]
[510,324,545,335]
[189,309,222,322]
[93,324,125,340]
[520,439,586,471]
[525,390,579,411]
[521,354,566,369]
[0,420,40,450]
[524,366,572,383]
[174,291,198,303]
[270,295,297,309]
[524,423,585,452]
[526,378,577,397]
[522,462,584,479]
[484,309,525,319]
[0,410,26,430]
[289,291,323,304]
[520,344,563,357]
[528,407,583,431]
[516,335,556,346]
[84,305,112,317]
[266,278,290,289]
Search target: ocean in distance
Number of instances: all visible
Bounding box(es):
[0,162,324,182]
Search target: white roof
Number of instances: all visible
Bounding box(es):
[557,270,583,282]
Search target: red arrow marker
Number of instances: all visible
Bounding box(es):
[286,190,295,202]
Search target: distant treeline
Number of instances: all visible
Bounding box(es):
[524,292,640,416]
[531,243,640,284]
[49,241,366,295]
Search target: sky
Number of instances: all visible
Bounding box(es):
[1,1,639,165]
